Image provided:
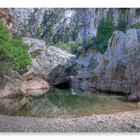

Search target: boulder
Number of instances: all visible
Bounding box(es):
[22,37,76,86]
[0,62,50,98]
[0,64,23,98]
[93,29,140,101]
[20,77,50,97]
[22,37,46,53]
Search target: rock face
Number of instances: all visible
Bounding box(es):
[78,49,102,69]
[2,8,140,42]
[0,67,50,97]
[70,69,94,91]
[20,77,49,97]
[0,8,13,30]
[0,64,23,97]
[92,29,140,101]
[70,49,102,91]
[0,61,50,98]
[22,37,76,86]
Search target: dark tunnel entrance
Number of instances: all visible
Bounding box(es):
[54,81,70,89]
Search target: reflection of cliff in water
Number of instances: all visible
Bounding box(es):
[0,89,139,118]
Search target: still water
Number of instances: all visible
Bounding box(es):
[0,89,139,118]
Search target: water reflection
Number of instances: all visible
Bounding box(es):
[0,89,139,118]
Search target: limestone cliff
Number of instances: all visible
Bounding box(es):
[1,8,140,41]
[92,29,140,101]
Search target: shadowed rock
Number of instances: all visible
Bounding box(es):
[22,37,76,86]
[92,29,140,101]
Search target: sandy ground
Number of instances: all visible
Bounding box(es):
[0,111,140,132]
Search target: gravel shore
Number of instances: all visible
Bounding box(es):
[0,111,140,132]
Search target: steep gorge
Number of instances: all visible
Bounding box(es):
[1,8,140,101]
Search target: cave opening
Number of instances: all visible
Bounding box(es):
[54,81,70,89]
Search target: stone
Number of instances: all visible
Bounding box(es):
[78,49,102,69]
[20,77,50,96]
[22,37,76,86]
[0,65,23,98]
[70,69,94,91]
[22,71,33,81]
[22,37,46,53]
[3,8,140,41]
[70,48,102,91]
[93,29,140,101]
[0,62,50,98]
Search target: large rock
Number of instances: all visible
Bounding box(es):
[0,64,23,97]
[20,77,49,97]
[0,61,50,98]
[22,37,46,53]
[0,68,50,98]
[22,37,76,85]
[92,29,140,101]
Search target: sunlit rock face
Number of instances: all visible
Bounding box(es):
[3,8,140,42]
[0,64,24,98]
[0,62,50,97]
[20,77,50,97]
[10,8,114,40]
[22,37,76,86]
[92,29,140,101]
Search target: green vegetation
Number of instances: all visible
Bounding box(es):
[132,22,140,29]
[89,58,98,69]
[116,11,127,32]
[94,17,114,54]
[41,9,65,42]
[0,22,31,71]
[45,9,127,55]
[136,8,140,16]
[30,51,41,58]
[57,14,114,55]
[89,9,127,54]
[37,26,44,38]
[47,38,83,56]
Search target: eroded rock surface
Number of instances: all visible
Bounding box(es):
[0,67,50,97]
[20,77,49,97]
[23,37,76,86]
[92,29,140,101]
[70,49,102,91]
[0,64,23,98]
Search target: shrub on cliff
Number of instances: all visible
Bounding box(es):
[132,23,140,29]
[0,22,31,71]
[94,17,114,54]
[116,13,127,32]
[48,38,83,56]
